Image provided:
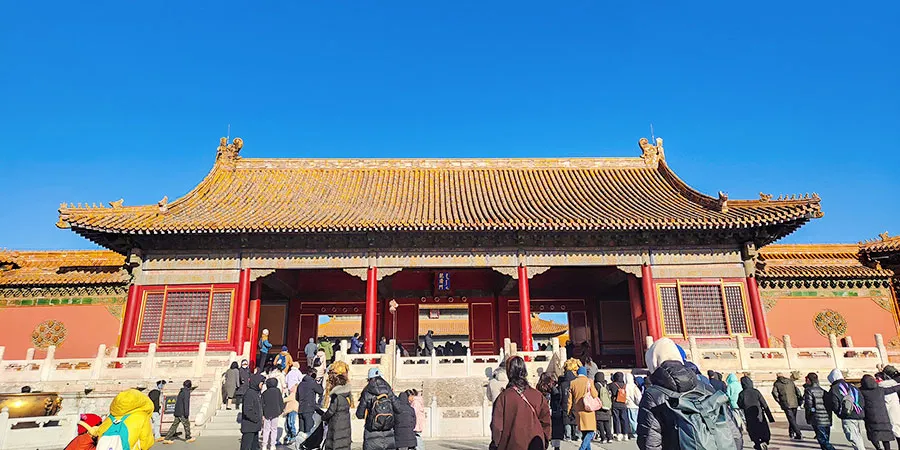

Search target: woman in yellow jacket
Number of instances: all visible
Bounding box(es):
[96,389,156,450]
[567,367,597,450]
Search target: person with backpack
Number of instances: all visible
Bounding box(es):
[625,373,642,439]
[96,389,155,450]
[828,368,867,450]
[322,371,353,450]
[261,378,284,450]
[393,391,418,450]
[771,373,804,440]
[257,329,272,369]
[275,346,293,373]
[356,368,396,450]
[738,376,774,450]
[608,372,632,440]
[147,380,166,442]
[490,356,551,450]
[803,372,836,450]
[567,366,598,450]
[859,374,900,450]
[298,367,325,434]
[636,337,742,450]
[241,373,265,450]
[593,372,613,444]
[878,366,900,447]
[162,380,194,444]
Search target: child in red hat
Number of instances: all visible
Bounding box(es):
[65,413,103,450]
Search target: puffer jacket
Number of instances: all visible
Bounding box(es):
[241,374,265,433]
[828,369,865,420]
[879,378,900,438]
[96,389,155,450]
[355,377,396,450]
[859,375,900,443]
[393,392,417,449]
[636,360,742,450]
[803,382,832,427]
[322,384,352,450]
[771,376,802,410]
[558,371,577,424]
[625,373,642,409]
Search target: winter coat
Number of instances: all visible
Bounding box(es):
[488,368,509,403]
[411,395,425,433]
[262,378,285,420]
[393,392,418,448]
[315,350,328,380]
[423,333,435,356]
[283,385,299,415]
[549,384,567,440]
[241,374,265,433]
[709,375,728,394]
[297,374,324,414]
[173,387,191,418]
[377,339,387,354]
[771,376,802,410]
[637,360,742,450]
[594,372,612,421]
[319,341,334,361]
[350,337,362,354]
[557,371,576,425]
[96,389,155,450]
[322,384,352,450]
[286,367,303,391]
[625,373,642,409]
[879,378,900,438]
[148,389,162,413]
[584,361,599,383]
[356,377,396,450]
[803,382,832,427]
[259,337,272,355]
[567,375,598,431]
[490,384,552,450]
[738,377,773,445]
[859,375,900,442]
[236,367,251,397]
[305,342,318,360]
[725,373,742,409]
[274,351,293,371]
[828,369,866,420]
[224,366,241,399]
[609,372,627,410]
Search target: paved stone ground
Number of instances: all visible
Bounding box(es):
[150,420,878,450]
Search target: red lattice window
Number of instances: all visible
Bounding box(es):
[659,286,683,336]
[724,285,749,334]
[139,292,165,343]
[680,285,728,336]
[137,288,235,345]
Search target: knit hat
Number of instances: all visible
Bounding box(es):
[368,368,382,379]
[282,345,288,351]
[77,413,102,436]
[577,366,588,376]
[645,338,683,373]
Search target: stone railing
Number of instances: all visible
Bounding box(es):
[395,350,505,379]
[0,407,79,450]
[0,342,250,386]
[660,333,889,374]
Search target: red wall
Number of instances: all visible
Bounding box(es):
[767,296,899,347]
[0,305,122,359]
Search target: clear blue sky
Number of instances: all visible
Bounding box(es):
[1,2,897,250]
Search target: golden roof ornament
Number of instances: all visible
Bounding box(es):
[217,137,244,161]
[638,137,665,165]
[158,196,169,214]
[717,191,729,213]
[880,231,890,241]
[108,199,124,209]
[759,192,773,202]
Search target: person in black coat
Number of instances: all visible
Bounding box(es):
[262,378,285,450]
[557,370,577,440]
[356,370,396,450]
[738,376,774,450]
[236,360,251,408]
[164,380,194,443]
[241,374,266,450]
[393,391,417,450]
[322,373,352,450]
[537,372,563,450]
[859,374,900,450]
[708,371,728,394]
[594,372,613,443]
[802,372,836,450]
[423,331,435,357]
[609,371,632,439]
[297,368,325,434]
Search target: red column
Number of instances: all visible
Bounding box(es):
[627,274,645,366]
[641,264,662,340]
[518,266,534,352]
[248,281,262,366]
[364,267,378,354]
[232,269,251,354]
[746,276,770,348]
[117,285,141,357]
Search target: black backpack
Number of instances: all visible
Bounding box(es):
[366,393,395,432]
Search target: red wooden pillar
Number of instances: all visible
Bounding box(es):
[364,267,378,354]
[746,276,770,348]
[248,281,263,366]
[518,266,534,352]
[641,264,662,340]
[627,274,645,367]
[232,269,251,354]
[117,285,141,357]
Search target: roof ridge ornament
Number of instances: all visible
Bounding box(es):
[158,196,169,214]
[717,191,729,213]
[638,137,665,165]
[217,137,244,161]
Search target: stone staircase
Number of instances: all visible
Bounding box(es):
[201,407,242,437]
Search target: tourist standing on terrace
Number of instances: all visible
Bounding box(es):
[423,330,435,357]
[304,338,318,369]
[490,356,551,450]
[350,333,363,354]
[257,329,272,370]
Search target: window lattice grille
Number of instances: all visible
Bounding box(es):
[724,285,749,334]
[680,285,728,336]
[139,292,165,343]
[659,286,683,336]
[207,292,234,342]
[161,291,210,344]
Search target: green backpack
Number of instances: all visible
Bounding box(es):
[596,383,612,410]
[647,386,736,450]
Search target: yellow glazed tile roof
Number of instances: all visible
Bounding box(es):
[0,250,129,287]
[862,233,900,254]
[758,244,892,279]
[57,138,822,234]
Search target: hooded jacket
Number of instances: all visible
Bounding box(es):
[771,376,802,410]
[173,385,191,418]
[297,374,324,414]
[393,392,418,448]
[609,372,627,410]
[262,378,285,420]
[355,377,396,450]
[827,368,866,420]
[224,362,241,399]
[738,377,773,445]
[625,373,642,409]
[803,379,832,427]
[725,373,742,409]
[96,389,154,450]
[878,376,900,438]
[322,384,353,450]
[557,371,577,425]
[241,374,265,433]
[236,364,251,396]
[594,372,612,421]
[859,374,900,442]
[488,368,509,403]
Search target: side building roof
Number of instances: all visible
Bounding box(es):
[757,243,893,288]
[0,250,129,288]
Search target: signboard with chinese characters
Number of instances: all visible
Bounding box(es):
[435,272,451,293]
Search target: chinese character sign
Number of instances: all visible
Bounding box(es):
[435,272,451,292]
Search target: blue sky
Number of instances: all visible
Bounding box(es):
[1,1,897,250]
